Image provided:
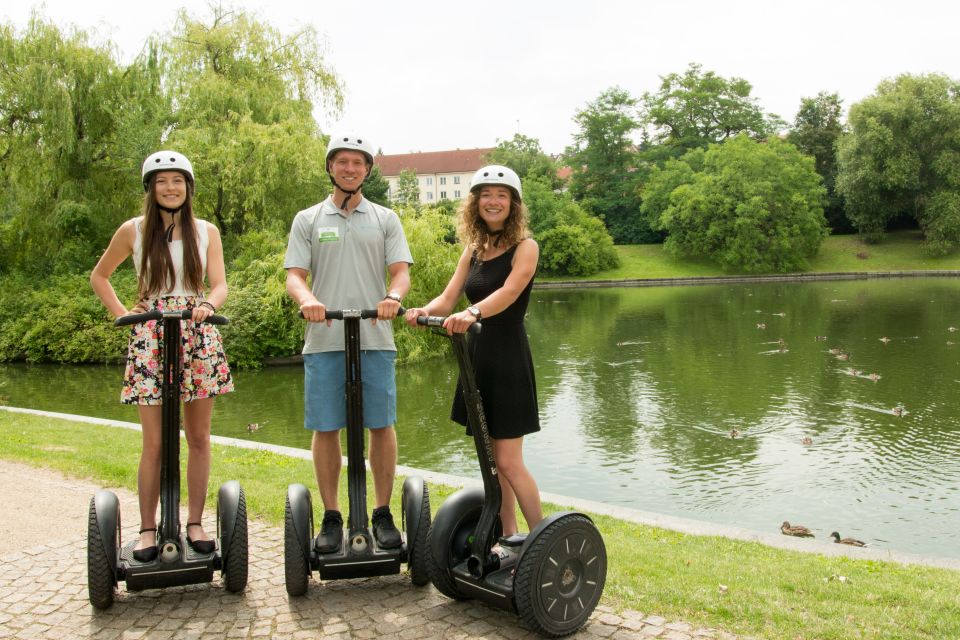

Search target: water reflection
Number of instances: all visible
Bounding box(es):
[2,278,959,558]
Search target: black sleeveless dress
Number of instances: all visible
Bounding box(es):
[451,243,541,439]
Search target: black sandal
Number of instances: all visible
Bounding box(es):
[132,527,159,563]
[186,522,215,554]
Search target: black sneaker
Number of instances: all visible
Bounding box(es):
[371,506,402,549]
[314,510,343,553]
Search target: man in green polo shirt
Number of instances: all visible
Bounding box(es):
[284,132,413,552]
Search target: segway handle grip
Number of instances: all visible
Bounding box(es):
[114,309,229,327]
[416,315,482,335]
[298,306,406,321]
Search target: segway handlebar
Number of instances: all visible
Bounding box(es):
[115,309,229,327]
[298,307,406,321]
[416,315,482,335]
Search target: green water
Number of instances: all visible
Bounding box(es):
[3,278,959,559]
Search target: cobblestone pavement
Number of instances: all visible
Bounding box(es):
[0,462,738,639]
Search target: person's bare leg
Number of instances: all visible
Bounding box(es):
[368,426,397,508]
[497,474,520,536]
[312,430,343,510]
[493,437,543,532]
[135,405,162,550]
[183,398,213,542]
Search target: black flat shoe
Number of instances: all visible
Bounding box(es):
[132,527,159,562]
[498,533,527,547]
[186,522,215,554]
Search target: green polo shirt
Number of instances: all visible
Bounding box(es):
[284,196,413,354]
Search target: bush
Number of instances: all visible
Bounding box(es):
[642,135,828,273]
[0,272,133,363]
[523,177,620,276]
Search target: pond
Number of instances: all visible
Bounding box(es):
[3,277,959,559]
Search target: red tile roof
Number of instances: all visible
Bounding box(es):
[376,148,494,177]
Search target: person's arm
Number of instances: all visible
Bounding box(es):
[194,222,227,323]
[443,239,538,334]
[404,246,473,326]
[90,220,136,319]
[286,267,325,322]
[376,261,410,321]
[284,211,326,323]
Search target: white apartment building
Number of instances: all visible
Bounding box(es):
[376,148,494,204]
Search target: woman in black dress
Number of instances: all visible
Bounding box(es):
[405,165,543,538]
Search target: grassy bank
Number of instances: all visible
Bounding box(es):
[539,230,960,283]
[2,411,958,639]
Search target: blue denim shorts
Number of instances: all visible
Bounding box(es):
[303,350,397,431]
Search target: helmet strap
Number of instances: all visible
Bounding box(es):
[158,207,180,242]
[328,174,364,210]
[327,157,371,210]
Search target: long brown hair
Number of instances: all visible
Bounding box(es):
[138,174,204,299]
[456,187,530,255]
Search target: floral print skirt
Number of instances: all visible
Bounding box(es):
[121,295,234,405]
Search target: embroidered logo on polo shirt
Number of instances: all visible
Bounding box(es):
[317,227,340,243]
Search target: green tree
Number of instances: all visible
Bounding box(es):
[788,92,848,233]
[566,87,653,244]
[836,73,960,253]
[0,13,165,274]
[641,63,785,157]
[485,133,560,188]
[162,5,344,237]
[363,165,390,206]
[392,169,420,208]
[642,135,828,273]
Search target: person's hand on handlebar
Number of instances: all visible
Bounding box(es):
[300,298,329,325]
[443,309,478,335]
[375,295,402,325]
[404,307,428,328]
[191,300,217,324]
[122,299,150,318]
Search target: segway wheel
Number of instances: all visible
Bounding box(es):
[402,477,431,586]
[284,485,313,596]
[218,483,248,593]
[514,514,607,637]
[426,487,500,600]
[87,494,118,609]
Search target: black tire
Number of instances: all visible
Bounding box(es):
[514,514,607,637]
[407,484,431,586]
[425,519,468,600]
[426,489,501,600]
[87,496,117,610]
[284,493,310,596]
[221,488,248,593]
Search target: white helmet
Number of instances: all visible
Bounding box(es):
[142,151,194,191]
[325,133,375,166]
[470,165,522,199]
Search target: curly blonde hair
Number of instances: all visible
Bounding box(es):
[456,187,530,254]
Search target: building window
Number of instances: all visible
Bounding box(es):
[440,191,447,199]
[454,190,461,198]
[425,177,433,185]
[453,176,461,184]
[426,192,434,200]
[440,176,446,185]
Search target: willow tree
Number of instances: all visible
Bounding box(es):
[162,5,344,237]
[0,14,165,274]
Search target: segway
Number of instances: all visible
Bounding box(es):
[87,309,248,609]
[284,308,431,595]
[416,315,606,637]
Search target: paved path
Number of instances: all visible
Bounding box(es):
[0,461,737,640]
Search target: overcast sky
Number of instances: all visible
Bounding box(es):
[4,1,958,155]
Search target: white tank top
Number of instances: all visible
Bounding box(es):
[132,216,209,297]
